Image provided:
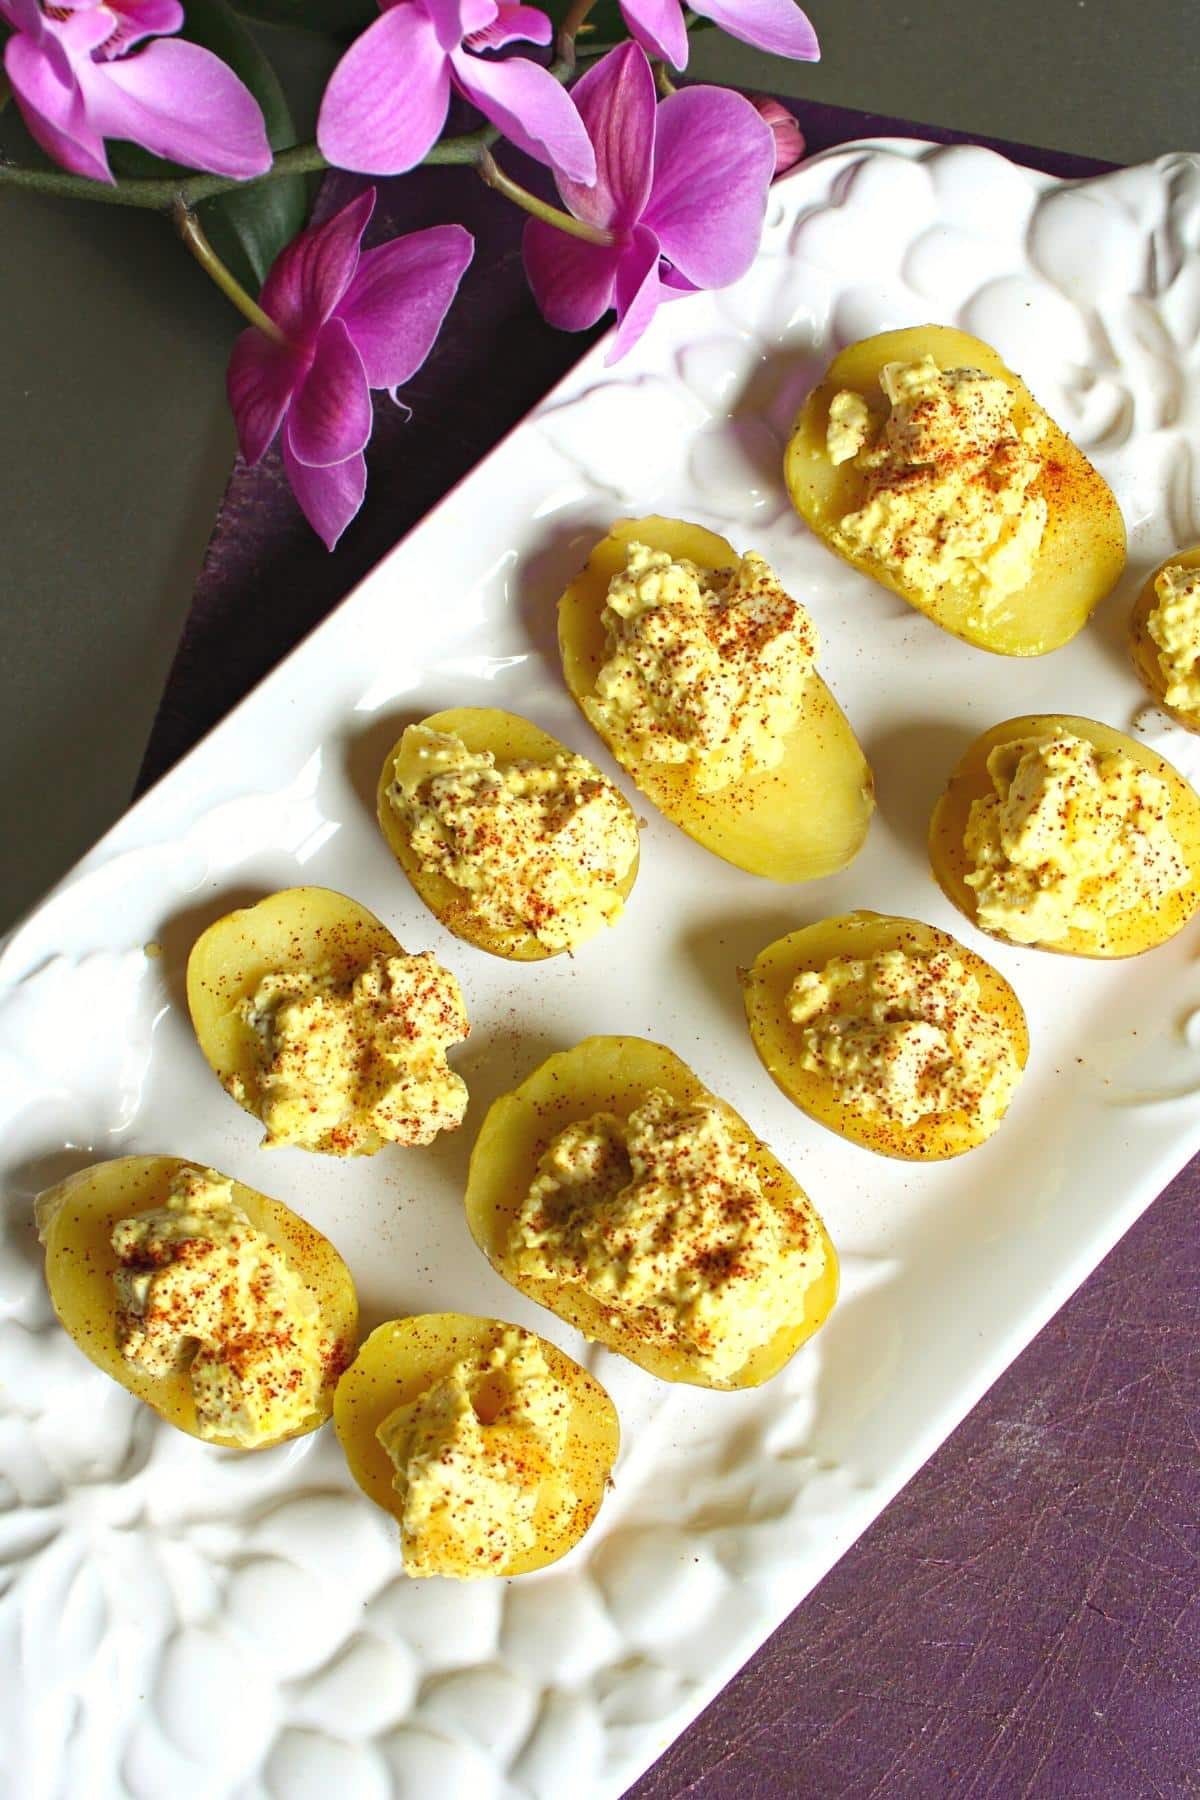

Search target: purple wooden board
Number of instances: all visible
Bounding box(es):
[137,100,1200,1798]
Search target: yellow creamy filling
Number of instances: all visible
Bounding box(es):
[510,1089,824,1381]
[387,725,639,952]
[234,951,468,1153]
[826,390,872,465]
[112,1167,328,1447]
[586,542,817,794]
[1147,563,1200,714]
[964,731,1188,944]
[787,948,1019,1129]
[376,1328,574,1578]
[829,356,1047,616]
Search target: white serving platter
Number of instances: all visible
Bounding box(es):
[3,138,1200,1800]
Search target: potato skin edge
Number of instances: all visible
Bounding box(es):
[334,1311,620,1578]
[375,706,640,961]
[784,325,1127,657]
[743,910,1029,1160]
[558,516,874,883]
[1129,544,1200,734]
[37,1153,358,1449]
[928,714,1200,958]
[464,1033,839,1390]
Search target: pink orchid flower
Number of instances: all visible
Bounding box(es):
[619,0,817,73]
[317,0,595,184]
[522,42,774,364]
[227,187,473,550]
[0,0,272,183]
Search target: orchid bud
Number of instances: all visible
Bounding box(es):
[750,97,806,178]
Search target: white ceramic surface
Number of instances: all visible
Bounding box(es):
[3,139,1200,1800]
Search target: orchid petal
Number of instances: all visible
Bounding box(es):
[60,6,118,53]
[660,263,700,294]
[288,316,372,469]
[11,95,111,178]
[0,0,92,66]
[457,0,497,29]
[464,2,551,49]
[642,84,773,287]
[317,3,450,176]
[116,0,184,29]
[423,0,473,50]
[607,222,662,362]
[78,39,272,175]
[4,34,112,180]
[260,188,374,342]
[615,0,688,70]
[336,222,473,392]
[449,47,595,185]
[4,0,77,83]
[98,0,184,55]
[0,0,47,35]
[522,217,620,332]
[693,0,818,59]
[226,328,302,466]
[554,40,654,228]
[282,439,367,551]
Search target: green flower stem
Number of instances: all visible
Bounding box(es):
[557,0,598,65]
[475,146,612,246]
[0,120,501,211]
[174,200,286,341]
[0,23,696,219]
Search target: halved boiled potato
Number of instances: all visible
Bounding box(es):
[35,1155,357,1448]
[785,325,1127,655]
[465,1034,838,1389]
[376,706,640,961]
[1130,544,1200,732]
[929,714,1200,957]
[187,885,462,1156]
[743,911,1029,1160]
[335,1313,619,1578]
[558,516,873,881]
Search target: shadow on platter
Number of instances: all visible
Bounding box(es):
[861,717,978,865]
[517,513,612,674]
[342,705,425,831]
[427,1020,572,1200]
[676,903,826,1044]
[349,1023,574,1335]
[724,332,828,456]
[4,1146,103,1300]
[1086,558,1150,704]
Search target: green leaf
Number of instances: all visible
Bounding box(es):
[199,167,313,293]
[110,0,310,290]
[227,0,376,39]
[184,0,311,286]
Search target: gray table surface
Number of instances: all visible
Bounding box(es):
[0,0,1196,931]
